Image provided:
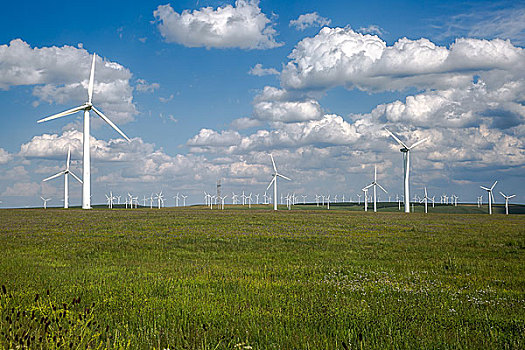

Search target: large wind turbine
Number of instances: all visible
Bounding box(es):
[480,181,497,215]
[42,146,82,208]
[37,53,131,209]
[267,154,291,211]
[385,128,428,213]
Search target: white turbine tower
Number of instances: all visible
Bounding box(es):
[267,154,291,211]
[480,181,497,215]
[37,53,131,209]
[385,128,428,213]
[499,191,515,215]
[43,146,82,208]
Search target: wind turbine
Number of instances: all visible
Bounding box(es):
[155,191,164,209]
[40,197,51,209]
[219,195,228,210]
[181,194,187,206]
[362,187,370,212]
[37,53,131,209]
[43,146,82,208]
[480,181,497,215]
[385,128,428,213]
[419,187,430,214]
[267,154,291,211]
[366,165,387,213]
[499,192,515,215]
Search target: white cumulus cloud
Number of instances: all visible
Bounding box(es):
[281,27,525,92]
[154,1,282,49]
[0,39,138,124]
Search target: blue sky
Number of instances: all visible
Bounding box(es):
[0,0,524,207]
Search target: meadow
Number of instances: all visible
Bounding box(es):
[0,206,524,349]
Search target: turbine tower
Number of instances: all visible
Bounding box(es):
[480,181,497,215]
[499,191,515,215]
[42,146,82,208]
[37,53,131,209]
[267,154,291,211]
[385,128,428,213]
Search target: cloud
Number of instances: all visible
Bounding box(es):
[289,12,331,30]
[0,39,137,124]
[248,63,279,76]
[0,166,29,181]
[251,86,324,122]
[188,114,361,153]
[153,1,283,49]
[1,182,40,197]
[0,148,12,164]
[135,79,160,93]
[280,27,525,92]
[231,117,263,129]
[438,5,525,46]
[159,94,174,103]
[253,99,323,122]
[187,129,242,148]
[358,25,386,36]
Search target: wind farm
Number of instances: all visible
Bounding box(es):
[1,1,525,348]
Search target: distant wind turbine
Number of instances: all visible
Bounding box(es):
[499,191,515,215]
[419,187,430,214]
[43,146,82,208]
[37,53,131,209]
[385,128,428,213]
[267,154,291,211]
[40,197,51,209]
[366,165,387,213]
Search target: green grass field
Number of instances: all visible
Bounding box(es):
[1,207,524,349]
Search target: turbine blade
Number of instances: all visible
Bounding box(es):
[490,181,498,190]
[266,176,276,191]
[499,191,506,198]
[277,173,291,181]
[480,186,490,191]
[376,183,388,193]
[88,54,96,104]
[37,104,86,123]
[43,170,66,182]
[91,106,131,142]
[508,195,516,199]
[424,187,427,196]
[69,171,83,184]
[364,183,373,190]
[384,127,408,149]
[270,154,277,173]
[409,137,429,150]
